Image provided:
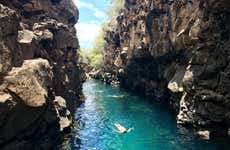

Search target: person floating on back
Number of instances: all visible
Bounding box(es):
[113,123,133,134]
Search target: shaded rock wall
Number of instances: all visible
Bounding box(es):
[0,0,84,149]
[103,0,230,134]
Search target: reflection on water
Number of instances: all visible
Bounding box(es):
[60,80,230,150]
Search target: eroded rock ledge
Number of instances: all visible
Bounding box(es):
[0,0,85,149]
[102,0,230,137]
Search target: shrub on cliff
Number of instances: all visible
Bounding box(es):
[89,27,105,69]
[86,0,125,70]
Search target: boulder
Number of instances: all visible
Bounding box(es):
[196,130,210,140]
[168,66,186,93]
[18,29,35,44]
[54,96,72,131]
[1,59,53,107]
[0,89,60,149]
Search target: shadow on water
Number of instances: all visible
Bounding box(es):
[59,79,230,150]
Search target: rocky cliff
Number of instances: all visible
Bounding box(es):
[103,0,230,137]
[0,0,85,149]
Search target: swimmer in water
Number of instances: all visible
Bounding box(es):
[113,123,133,134]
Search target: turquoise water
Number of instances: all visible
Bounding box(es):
[69,80,229,150]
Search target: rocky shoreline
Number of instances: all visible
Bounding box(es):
[0,0,85,149]
[98,0,230,138]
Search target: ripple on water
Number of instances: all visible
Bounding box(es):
[65,80,230,150]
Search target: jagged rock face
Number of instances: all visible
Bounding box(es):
[1,59,52,107]
[0,0,82,98]
[0,4,22,76]
[1,0,78,25]
[0,0,84,149]
[0,59,60,149]
[103,0,230,133]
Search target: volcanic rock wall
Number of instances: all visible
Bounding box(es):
[103,0,230,135]
[0,0,85,149]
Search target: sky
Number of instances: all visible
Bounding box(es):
[73,0,111,50]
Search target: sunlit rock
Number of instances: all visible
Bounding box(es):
[1,59,52,107]
[196,130,210,140]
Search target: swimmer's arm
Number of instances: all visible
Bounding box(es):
[127,128,134,133]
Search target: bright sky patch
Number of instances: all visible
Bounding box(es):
[74,0,111,50]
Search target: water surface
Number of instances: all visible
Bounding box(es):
[65,80,229,150]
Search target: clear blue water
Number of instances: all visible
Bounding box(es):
[68,80,229,150]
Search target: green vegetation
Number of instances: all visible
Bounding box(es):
[78,49,90,64]
[89,26,106,69]
[78,25,106,70]
[78,0,125,70]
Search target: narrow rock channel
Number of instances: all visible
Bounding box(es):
[63,80,230,150]
[0,0,230,149]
